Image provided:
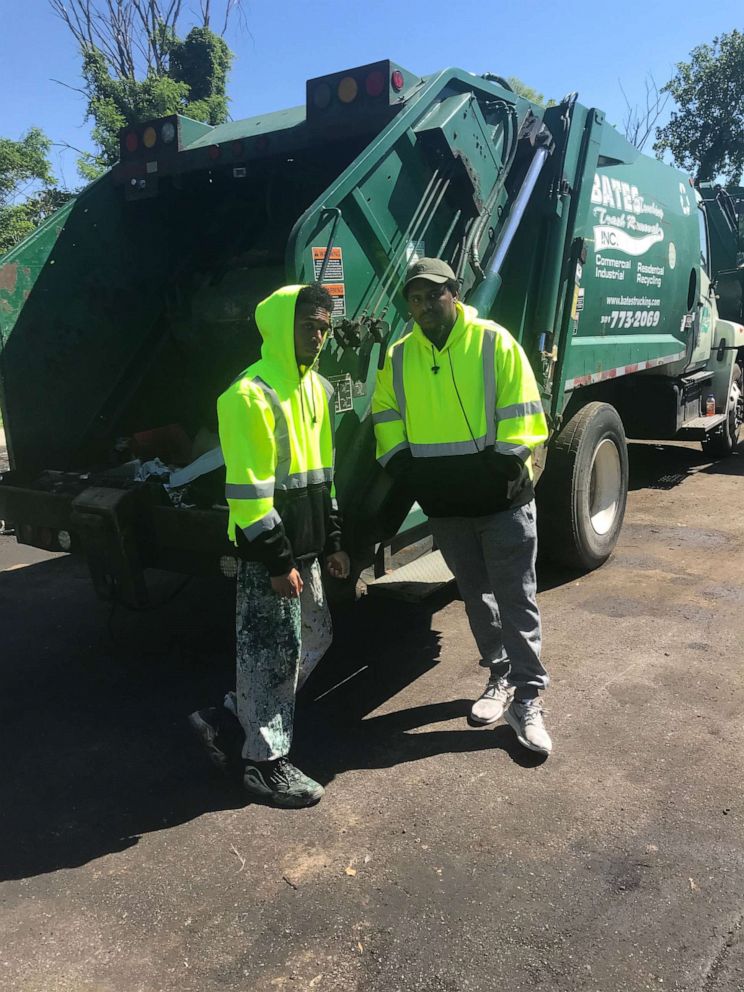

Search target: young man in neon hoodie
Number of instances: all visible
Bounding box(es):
[190,283,349,807]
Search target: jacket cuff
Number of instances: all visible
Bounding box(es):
[323,507,343,558]
[235,523,296,577]
[382,448,414,482]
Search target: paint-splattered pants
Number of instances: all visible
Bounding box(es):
[232,558,333,762]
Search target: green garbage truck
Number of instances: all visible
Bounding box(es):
[1,59,743,603]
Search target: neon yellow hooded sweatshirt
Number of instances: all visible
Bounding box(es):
[217,285,340,576]
[372,302,548,517]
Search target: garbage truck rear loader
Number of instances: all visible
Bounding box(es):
[1,60,742,602]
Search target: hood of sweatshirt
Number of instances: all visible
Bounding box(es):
[254,284,305,385]
[411,301,478,353]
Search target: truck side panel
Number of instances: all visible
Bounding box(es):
[557,119,699,400]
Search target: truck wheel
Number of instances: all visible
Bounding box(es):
[702,364,743,458]
[538,402,628,571]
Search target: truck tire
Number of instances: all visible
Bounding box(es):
[702,364,743,458]
[538,402,628,571]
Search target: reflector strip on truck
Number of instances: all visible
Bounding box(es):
[565,351,687,391]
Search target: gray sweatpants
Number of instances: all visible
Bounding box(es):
[231,558,333,762]
[429,501,548,697]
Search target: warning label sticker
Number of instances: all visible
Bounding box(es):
[324,283,346,317]
[312,247,344,282]
[328,373,353,414]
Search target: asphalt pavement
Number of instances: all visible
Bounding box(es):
[0,440,742,992]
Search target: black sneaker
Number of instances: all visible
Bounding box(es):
[243,757,324,808]
[187,706,244,776]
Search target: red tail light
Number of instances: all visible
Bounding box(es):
[365,70,386,97]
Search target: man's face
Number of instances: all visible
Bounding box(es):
[406,279,458,341]
[294,302,331,365]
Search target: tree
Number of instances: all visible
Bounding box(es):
[481,75,556,108]
[654,30,744,182]
[0,130,73,256]
[619,75,668,151]
[49,0,240,179]
[505,77,557,109]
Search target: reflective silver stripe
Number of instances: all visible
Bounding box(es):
[410,435,488,457]
[391,344,406,425]
[225,481,274,500]
[494,440,532,461]
[307,467,333,485]
[388,327,530,461]
[372,409,403,425]
[241,508,282,541]
[277,467,333,491]
[254,376,291,484]
[378,440,410,467]
[494,399,544,423]
[482,329,497,447]
[316,374,336,473]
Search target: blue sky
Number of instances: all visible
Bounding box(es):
[1,0,742,190]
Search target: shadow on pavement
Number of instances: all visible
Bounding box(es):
[0,556,244,882]
[626,437,744,490]
[700,445,744,477]
[626,441,708,491]
[296,697,547,788]
[0,556,537,881]
[294,592,547,786]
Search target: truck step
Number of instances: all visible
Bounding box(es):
[676,413,728,439]
[365,550,454,602]
[681,370,715,386]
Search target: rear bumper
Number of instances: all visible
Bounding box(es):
[0,478,236,603]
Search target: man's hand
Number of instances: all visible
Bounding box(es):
[325,551,351,580]
[271,568,304,598]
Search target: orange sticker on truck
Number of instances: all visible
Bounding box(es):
[323,283,346,317]
[312,247,344,282]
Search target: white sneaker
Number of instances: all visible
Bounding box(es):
[470,675,515,725]
[504,700,552,755]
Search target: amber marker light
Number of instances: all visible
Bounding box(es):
[338,76,359,104]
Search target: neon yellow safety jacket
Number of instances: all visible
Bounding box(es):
[372,302,548,517]
[217,285,341,575]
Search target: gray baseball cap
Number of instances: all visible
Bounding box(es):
[403,257,457,292]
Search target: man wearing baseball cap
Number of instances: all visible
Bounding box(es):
[372,258,552,755]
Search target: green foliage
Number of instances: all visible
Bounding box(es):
[505,77,557,109]
[169,26,231,121]
[654,30,744,182]
[78,27,233,180]
[0,189,74,257]
[0,130,73,256]
[0,129,53,202]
